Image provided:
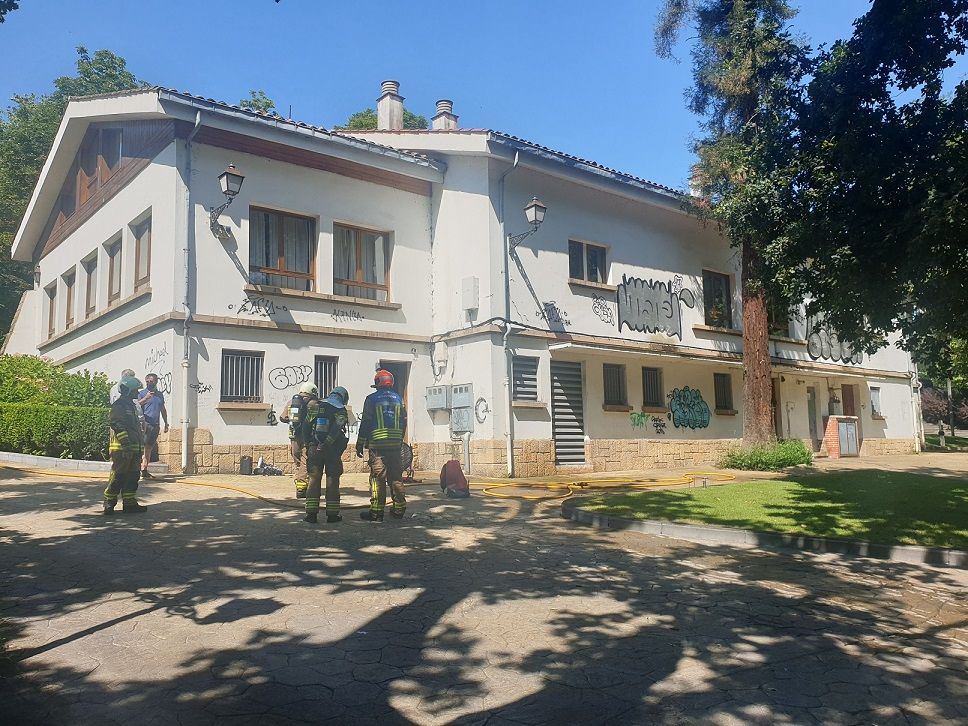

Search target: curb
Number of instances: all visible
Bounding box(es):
[561,499,968,569]
[0,451,168,474]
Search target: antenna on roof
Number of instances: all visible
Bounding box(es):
[288,104,292,119]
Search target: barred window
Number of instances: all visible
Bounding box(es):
[714,373,733,411]
[642,367,664,408]
[315,355,338,396]
[512,356,539,401]
[220,350,265,402]
[603,364,627,407]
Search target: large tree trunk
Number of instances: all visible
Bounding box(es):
[741,241,775,444]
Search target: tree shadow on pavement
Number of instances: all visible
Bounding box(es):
[0,473,966,725]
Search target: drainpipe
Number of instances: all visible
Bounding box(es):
[182,111,201,473]
[498,152,520,477]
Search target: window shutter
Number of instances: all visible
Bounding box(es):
[714,373,733,410]
[642,367,663,408]
[512,356,539,401]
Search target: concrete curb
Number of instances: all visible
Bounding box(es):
[0,451,168,474]
[561,499,968,569]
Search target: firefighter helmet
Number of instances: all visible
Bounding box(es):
[372,369,395,389]
[298,381,318,397]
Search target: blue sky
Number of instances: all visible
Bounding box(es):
[1,1,965,190]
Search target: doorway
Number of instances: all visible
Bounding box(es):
[550,360,585,465]
[806,386,820,449]
[378,360,410,441]
[842,384,858,417]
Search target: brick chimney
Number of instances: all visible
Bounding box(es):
[432,99,459,130]
[377,80,404,131]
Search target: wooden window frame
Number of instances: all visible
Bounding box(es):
[703,269,733,329]
[107,239,122,305]
[249,207,317,291]
[642,367,664,410]
[511,355,540,402]
[714,372,734,412]
[64,271,76,329]
[603,363,628,408]
[83,256,97,318]
[46,284,57,339]
[133,217,151,292]
[568,239,608,285]
[333,222,390,297]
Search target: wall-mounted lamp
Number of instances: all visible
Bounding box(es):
[33,265,41,288]
[210,164,245,240]
[508,197,548,252]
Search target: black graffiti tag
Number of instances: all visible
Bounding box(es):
[269,365,313,390]
[144,341,168,373]
[190,382,213,394]
[536,301,572,327]
[331,307,364,323]
[231,296,288,317]
[617,275,696,339]
[592,294,615,325]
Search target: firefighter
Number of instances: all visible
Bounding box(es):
[303,386,350,523]
[279,381,319,498]
[103,375,147,514]
[356,369,408,521]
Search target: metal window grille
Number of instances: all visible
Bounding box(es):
[512,356,539,401]
[714,373,733,411]
[220,350,265,402]
[642,367,663,408]
[315,356,338,395]
[870,386,882,416]
[603,364,627,406]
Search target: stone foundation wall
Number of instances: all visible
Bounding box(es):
[587,438,736,472]
[859,438,915,457]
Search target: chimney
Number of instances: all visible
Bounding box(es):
[377,80,404,130]
[432,99,459,131]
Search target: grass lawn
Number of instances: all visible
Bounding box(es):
[925,433,968,449]
[582,471,968,549]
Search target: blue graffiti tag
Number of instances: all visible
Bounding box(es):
[668,387,710,429]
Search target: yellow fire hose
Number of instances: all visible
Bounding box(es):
[1,463,735,506]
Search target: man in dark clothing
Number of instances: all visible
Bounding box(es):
[138,373,169,480]
[302,386,350,524]
[104,375,147,514]
[356,369,408,521]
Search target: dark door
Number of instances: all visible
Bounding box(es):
[842,384,857,417]
[551,361,585,465]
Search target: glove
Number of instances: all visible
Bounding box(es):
[355,445,364,459]
[163,424,170,434]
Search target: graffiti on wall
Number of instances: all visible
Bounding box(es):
[190,382,213,394]
[668,387,711,429]
[536,301,572,327]
[617,274,696,339]
[267,405,279,426]
[229,296,288,317]
[806,317,863,364]
[591,294,615,325]
[331,308,364,324]
[269,365,313,390]
[157,372,173,395]
[630,412,668,435]
[144,342,168,373]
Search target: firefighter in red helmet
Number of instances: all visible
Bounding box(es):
[356,369,408,521]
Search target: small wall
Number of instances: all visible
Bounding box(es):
[588,438,736,472]
[860,438,916,457]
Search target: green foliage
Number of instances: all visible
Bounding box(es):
[0,403,109,460]
[0,47,142,340]
[340,107,429,130]
[0,1,19,23]
[0,354,110,407]
[239,89,277,115]
[720,439,812,470]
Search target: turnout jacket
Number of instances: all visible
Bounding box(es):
[302,399,349,453]
[358,388,407,450]
[109,397,144,453]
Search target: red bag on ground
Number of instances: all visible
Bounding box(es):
[439,459,470,498]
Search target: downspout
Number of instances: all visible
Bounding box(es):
[182,111,201,473]
[498,151,520,477]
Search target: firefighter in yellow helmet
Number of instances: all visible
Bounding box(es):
[356,369,407,521]
[103,375,147,514]
[279,381,319,498]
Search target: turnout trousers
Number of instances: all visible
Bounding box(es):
[368,447,406,518]
[104,449,142,507]
[291,439,309,497]
[305,448,343,519]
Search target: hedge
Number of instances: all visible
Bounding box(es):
[0,404,110,460]
[720,439,813,471]
[0,354,110,406]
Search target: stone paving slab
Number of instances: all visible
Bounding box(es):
[1,466,966,725]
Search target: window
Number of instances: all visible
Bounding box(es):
[714,373,734,411]
[568,240,607,284]
[107,239,122,304]
[64,271,76,329]
[512,356,539,401]
[768,297,790,337]
[603,364,628,407]
[315,356,338,396]
[46,284,57,339]
[83,256,97,318]
[703,270,733,328]
[642,367,664,409]
[249,208,316,291]
[220,350,265,402]
[333,223,388,301]
[870,387,882,417]
[134,217,151,291]
[58,127,123,223]
[99,128,122,180]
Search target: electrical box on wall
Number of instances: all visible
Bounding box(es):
[425,385,450,410]
[450,406,474,434]
[461,277,479,312]
[451,383,473,409]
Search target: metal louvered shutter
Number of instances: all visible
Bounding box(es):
[642,367,663,408]
[551,360,585,465]
[512,356,539,401]
[714,372,733,410]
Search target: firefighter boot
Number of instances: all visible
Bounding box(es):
[359,510,383,522]
[325,476,342,523]
[102,499,118,515]
[305,496,320,523]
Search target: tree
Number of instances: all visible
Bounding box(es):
[655,0,809,444]
[0,1,19,23]
[340,107,429,130]
[239,89,277,115]
[0,48,141,340]
[921,388,950,426]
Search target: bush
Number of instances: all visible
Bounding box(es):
[720,439,813,471]
[0,354,110,407]
[0,403,109,460]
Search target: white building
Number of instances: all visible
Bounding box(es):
[4,83,922,476]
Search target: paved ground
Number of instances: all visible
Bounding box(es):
[1,463,967,725]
